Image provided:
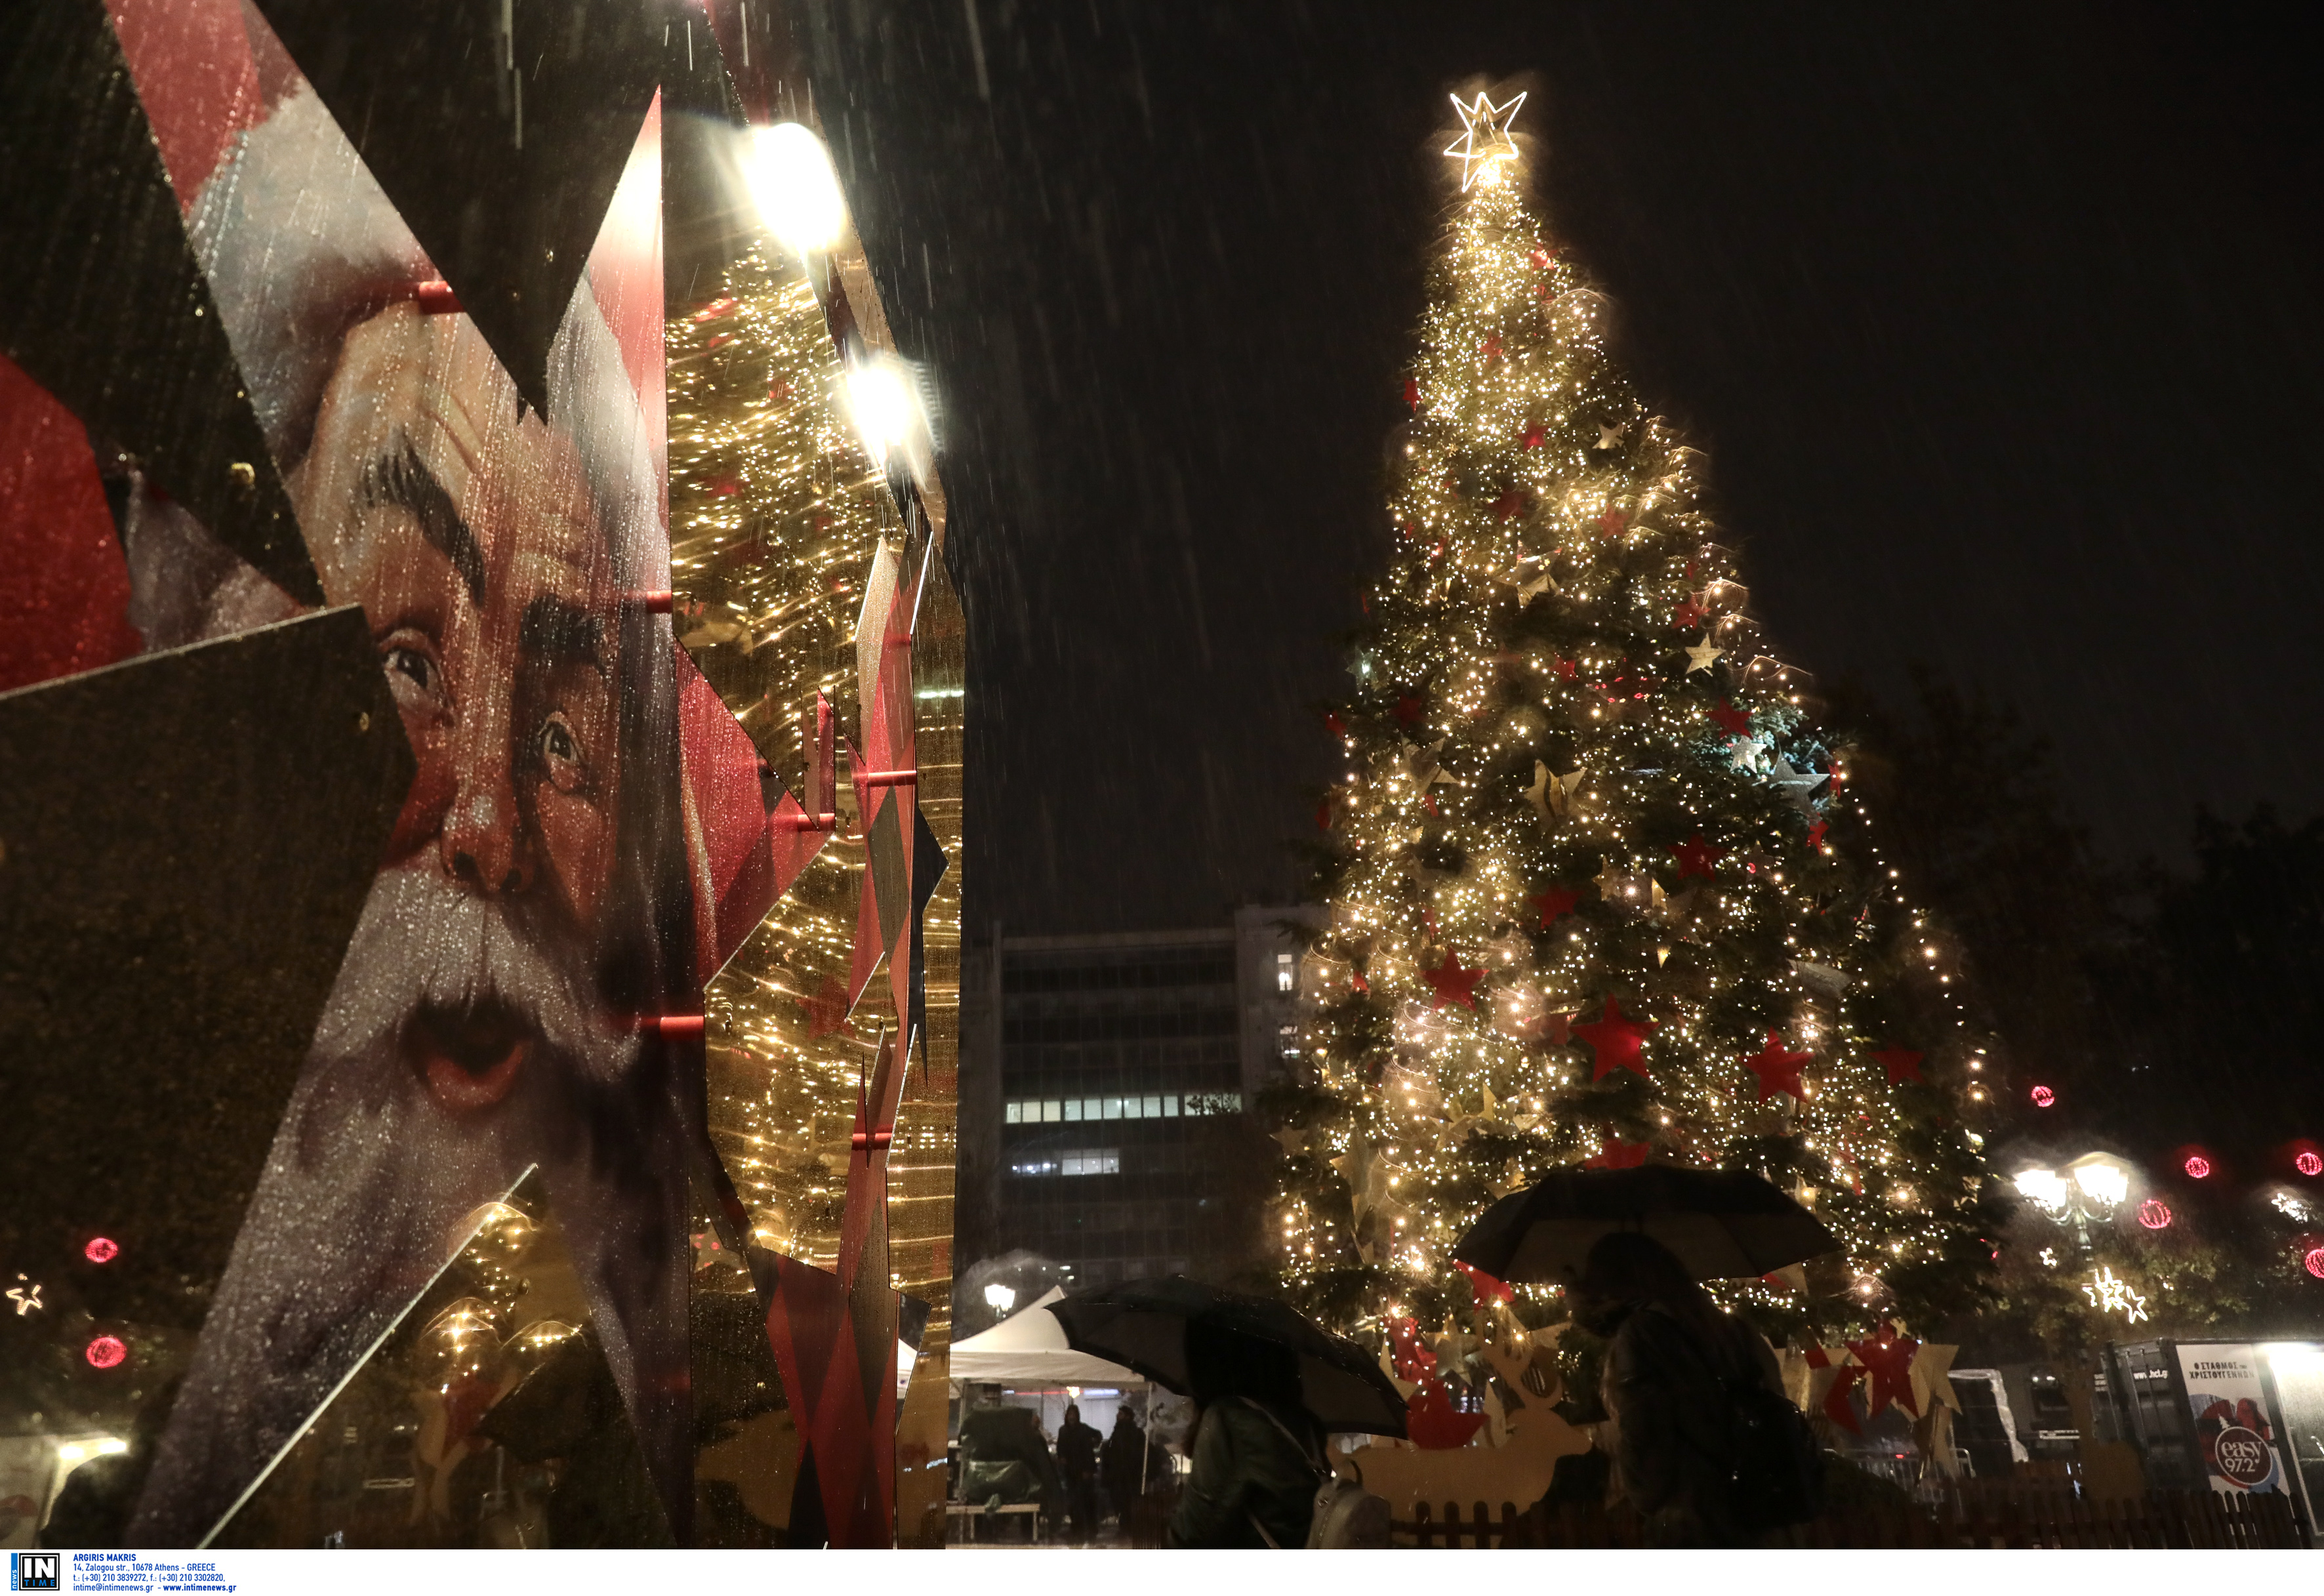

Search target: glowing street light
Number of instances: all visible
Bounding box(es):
[983,1282,1016,1316]
[743,123,847,256]
[846,358,920,463]
[2015,1152,2139,1259]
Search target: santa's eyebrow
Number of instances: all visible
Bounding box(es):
[520,594,604,672]
[358,435,484,604]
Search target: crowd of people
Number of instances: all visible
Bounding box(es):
[955,1231,1806,1549]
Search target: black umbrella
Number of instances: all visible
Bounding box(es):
[1050,1276,1407,1437]
[1453,1164,1839,1283]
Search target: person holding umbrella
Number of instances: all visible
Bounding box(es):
[1570,1231,1789,1545]
[1166,1324,1326,1549]
[1456,1164,1831,1545]
[1045,1277,1405,1549]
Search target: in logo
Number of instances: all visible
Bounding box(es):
[10,1552,60,1592]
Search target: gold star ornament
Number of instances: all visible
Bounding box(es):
[1444,90,1526,191]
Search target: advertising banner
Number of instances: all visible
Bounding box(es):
[2171,1343,2288,1495]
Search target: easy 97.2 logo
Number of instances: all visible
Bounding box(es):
[2215,1425,2273,1488]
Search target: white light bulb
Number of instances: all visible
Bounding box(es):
[846,360,919,461]
[744,123,847,256]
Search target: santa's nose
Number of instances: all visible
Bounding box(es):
[441,715,536,895]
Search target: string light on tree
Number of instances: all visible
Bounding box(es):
[1265,86,1996,1356]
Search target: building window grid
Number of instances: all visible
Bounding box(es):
[1004,1092,1242,1125]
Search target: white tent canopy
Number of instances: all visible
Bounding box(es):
[949,1287,1143,1387]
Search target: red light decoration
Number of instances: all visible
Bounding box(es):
[2298,1152,2323,1178]
[2138,1200,2173,1230]
[2307,1248,2324,1282]
[2185,1156,2213,1180]
[2029,1085,2055,1108]
[84,1336,126,1369]
[83,1237,119,1264]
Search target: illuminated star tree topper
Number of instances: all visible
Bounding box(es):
[1444,89,1527,191]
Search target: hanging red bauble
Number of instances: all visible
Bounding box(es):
[2029,1085,2056,1107]
[1574,998,1656,1080]
[2138,1200,2173,1230]
[85,1336,126,1370]
[83,1237,119,1264]
[2298,1151,2323,1177]
[2185,1155,2213,1179]
[2307,1247,2324,1282]
[1530,247,1553,269]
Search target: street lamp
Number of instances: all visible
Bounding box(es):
[2013,1152,2137,1257]
[983,1282,1016,1317]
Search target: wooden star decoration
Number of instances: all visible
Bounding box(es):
[1574,997,1656,1079]
[1595,422,1627,450]
[1443,89,1527,190]
[1685,636,1724,674]
[1743,1030,1814,1103]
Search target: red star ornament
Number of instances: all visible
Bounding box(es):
[1529,247,1553,269]
[1709,699,1752,736]
[1423,950,1486,1010]
[1530,886,1580,928]
[1673,596,1706,629]
[1574,998,1656,1080]
[1394,693,1425,725]
[1585,1132,1652,1170]
[1492,489,1528,521]
[1821,1364,1867,1435]
[1403,377,1419,411]
[1846,1322,1922,1418]
[1522,426,1544,449]
[1599,508,1627,539]
[1742,1030,1814,1103]
[1670,833,1727,880]
[1480,333,1503,362]
[1807,817,1829,849]
[1875,1047,1925,1086]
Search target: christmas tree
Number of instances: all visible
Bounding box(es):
[1273,91,1995,1352]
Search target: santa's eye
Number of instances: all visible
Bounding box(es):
[386,645,433,691]
[379,636,447,720]
[538,712,586,792]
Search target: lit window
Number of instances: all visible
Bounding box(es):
[1006,1103,1022,1124]
[1103,1097,1123,1120]
[1084,1098,1101,1120]
[1059,1149,1121,1177]
[1276,952,1295,992]
[1064,1099,1082,1122]
[1144,1095,1162,1117]
[1164,1095,1181,1116]
[1043,1100,1061,1122]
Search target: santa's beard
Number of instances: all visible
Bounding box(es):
[130,863,691,1545]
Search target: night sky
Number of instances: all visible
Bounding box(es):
[797,2,2324,935]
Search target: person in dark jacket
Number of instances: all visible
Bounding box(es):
[1101,1406,1168,1524]
[1055,1402,1103,1543]
[1166,1324,1322,1548]
[1570,1230,1786,1547]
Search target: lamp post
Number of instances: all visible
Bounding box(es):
[2012,1152,2136,1259]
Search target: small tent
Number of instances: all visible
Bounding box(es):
[948,1287,1142,1387]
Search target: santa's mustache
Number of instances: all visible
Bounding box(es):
[129,863,682,1546]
